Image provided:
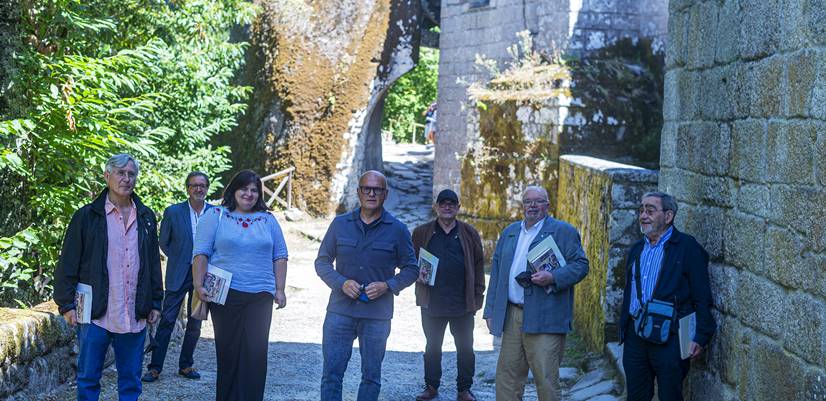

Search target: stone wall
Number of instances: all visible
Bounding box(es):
[556,155,657,352]
[435,0,668,197]
[0,303,75,400]
[660,0,826,400]
[222,0,423,215]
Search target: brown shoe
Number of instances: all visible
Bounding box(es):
[415,384,439,401]
[457,389,477,401]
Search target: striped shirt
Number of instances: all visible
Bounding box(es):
[629,226,674,317]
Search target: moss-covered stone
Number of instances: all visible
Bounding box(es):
[224,0,395,215]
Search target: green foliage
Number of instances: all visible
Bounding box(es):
[381,47,439,143]
[0,0,255,306]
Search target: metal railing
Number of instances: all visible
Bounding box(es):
[260,167,294,209]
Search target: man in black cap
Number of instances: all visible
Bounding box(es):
[411,189,486,401]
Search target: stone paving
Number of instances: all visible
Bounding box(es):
[31,142,624,401]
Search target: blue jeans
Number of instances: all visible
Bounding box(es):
[320,312,391,401]
[77,323,146,401]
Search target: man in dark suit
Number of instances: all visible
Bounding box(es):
[619,191,716,401]
[142,172,212,382]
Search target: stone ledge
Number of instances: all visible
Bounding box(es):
[0,302,76,398]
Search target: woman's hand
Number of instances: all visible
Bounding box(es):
[196,286,210,302]
[274,289,287,309]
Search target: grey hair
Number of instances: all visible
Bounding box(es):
[643,191,678,214]
[522,185,549,201]
[105,153,140,175]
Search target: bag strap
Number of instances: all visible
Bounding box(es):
[634,241,669,308]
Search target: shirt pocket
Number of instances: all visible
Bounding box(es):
[371,241,396,269]
[336,237,358,264]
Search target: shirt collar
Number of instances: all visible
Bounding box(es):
[104,194,136,216]
[521,217,545,234]
[645,226,674,247]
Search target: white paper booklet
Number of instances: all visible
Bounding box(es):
[679,312,697,359]
[75,283,93,324]
[527,235,567,294]
[418,248,440,287]
[203,264,233,305]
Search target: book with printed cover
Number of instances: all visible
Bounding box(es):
[418,248,439,287]
[75,283,92,324]
[202,264,232,305]
[527,235,567,294]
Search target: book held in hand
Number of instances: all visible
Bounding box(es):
[75,283,92,324]
[527,235,567,294]
[418,248,440,287]
[197,264,233,305]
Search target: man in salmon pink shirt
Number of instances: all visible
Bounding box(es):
[54,153,163,401]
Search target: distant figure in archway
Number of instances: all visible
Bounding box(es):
[424,102,437,144]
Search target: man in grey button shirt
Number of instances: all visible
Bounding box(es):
[483,186,589,401]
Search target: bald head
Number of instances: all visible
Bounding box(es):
[359,170,387,187]
[357,170,388,214]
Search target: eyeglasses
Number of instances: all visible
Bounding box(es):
[114,170,137,180]
[522,199,548,206]
[638,205,669,215]
[187,184,208,189]
[359,186,387,195]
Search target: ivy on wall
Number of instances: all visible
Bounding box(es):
[0,0,255,306]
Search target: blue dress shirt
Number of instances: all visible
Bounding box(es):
[315,208,419,320]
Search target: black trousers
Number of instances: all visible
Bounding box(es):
[209,289,274,401]
[622,324,690,401]
[421,310,475,391]
[147,282,202,373]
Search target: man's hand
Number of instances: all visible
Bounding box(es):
[148,309,160,324]
[365,282,389,300]
[689,341,704,360]
[62,310,77,327]
[342,280,361,299]
[275,289,287,309]
[531,270,555,286]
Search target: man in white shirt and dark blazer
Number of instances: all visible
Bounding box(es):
[142,172,212,382]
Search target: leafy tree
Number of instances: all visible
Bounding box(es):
[0,0,255,306]
[381,46,439,143]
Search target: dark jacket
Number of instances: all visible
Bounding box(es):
[619,227,716,346]
[412,219,485,313]
[159,201,212,292]
[53,189,163,320]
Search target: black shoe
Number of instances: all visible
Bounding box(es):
[178,367,201,380]
[141,370,160,382]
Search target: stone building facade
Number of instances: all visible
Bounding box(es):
[434,0,669,195]
[659,0,826,399]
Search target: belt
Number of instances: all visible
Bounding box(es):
[508,301,524,309]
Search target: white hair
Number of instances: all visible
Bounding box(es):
[105,153,140,175]
[522,185,549,201]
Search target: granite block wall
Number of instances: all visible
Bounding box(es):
[556,155,657,352]
[660,0,826,399]
[435,0,668,198]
